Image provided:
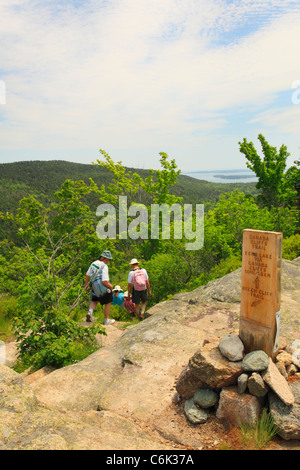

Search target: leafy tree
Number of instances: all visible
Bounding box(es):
[239,134,299,209]
[209,190,274,250]
[1,179,110,370]
[94,149,182,205]
[93,149,144,205]
[93,149,183,258]
[142,152,182,205]
[13,179,105,315]
[269,206,299,237]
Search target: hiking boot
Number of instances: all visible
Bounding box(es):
[86,313,93,322]
[103,318,115,325]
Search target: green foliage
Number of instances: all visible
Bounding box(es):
[93,149,145,204]
[0,294,20,320]
[237,409,279,449]
[1,179,113,369]
[195,190,274,280]
[212,190,274,249]
[10,179,113,317]
[0,159,259,244]
[13,307,105,371]
[142,152,182,204]
[143,252,190,304]
[207,255,242,281]
[0,241,31,293]
[0,294,18,341]
[239,134,299,209]
[94,149,182,206]
[269,206,299,236]
[282,234,300,260]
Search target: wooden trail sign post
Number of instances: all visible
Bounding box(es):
[239,229,283,358]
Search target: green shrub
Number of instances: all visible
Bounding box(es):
[0,294,19,320]
[207,255,242,281]
[282,234,300,260]
[0,294,19,341]
[13,308,106,370]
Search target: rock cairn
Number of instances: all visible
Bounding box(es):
[175,335,300,441]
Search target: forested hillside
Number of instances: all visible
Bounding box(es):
[0,159,258,207]
[0,159,258,243]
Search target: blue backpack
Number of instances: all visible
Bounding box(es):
[90,262,108,297]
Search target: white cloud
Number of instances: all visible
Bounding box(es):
[250,105,300,136]
[0,0,300,169]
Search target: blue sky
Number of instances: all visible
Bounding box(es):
[0,0,300,171]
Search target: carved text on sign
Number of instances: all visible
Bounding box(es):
[239,229,282,357]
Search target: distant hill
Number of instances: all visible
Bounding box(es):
[0,160,258,242]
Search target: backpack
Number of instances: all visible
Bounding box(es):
[90,262,108,297]
[132,269,147,291]
[123,298,135,314]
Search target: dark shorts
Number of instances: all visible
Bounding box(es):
[132,288,148,304]
[91,291,113,305]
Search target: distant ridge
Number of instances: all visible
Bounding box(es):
[0,160,258,193]
[0,160,258,242]
[0,159,258,206]
[183,169,253,174]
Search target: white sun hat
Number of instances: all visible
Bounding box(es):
[112,285,123,292]
[129,258,139,265]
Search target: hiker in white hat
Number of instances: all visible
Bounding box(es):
[84,250,115,325]
[127,258,151,319]
[112,285,125,308]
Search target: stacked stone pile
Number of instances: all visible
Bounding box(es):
[175,335,300,441]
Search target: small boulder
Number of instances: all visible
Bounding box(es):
[276,361,288,381]
[247,372,269,397]
[242,350,269,372]
[268,381,300,440]
[218,334,244,362]
[184,399,209,425]
[193,389,219,409]
[237,373,248,394]
[0,364,38,413]
[292,350,300,368]
[175,365,204,399]
[189,342,242,388]
[216,386,262,427]
[276,351,293,367]
[262,358,295,406]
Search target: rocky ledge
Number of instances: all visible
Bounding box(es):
[0,258,299,450]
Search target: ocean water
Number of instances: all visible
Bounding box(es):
[183,169,258,184]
